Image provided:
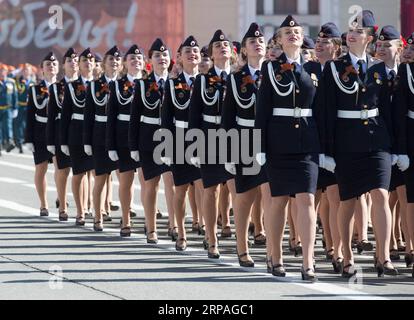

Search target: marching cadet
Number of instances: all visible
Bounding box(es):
[14,63,34,153]
[394,32,414,278]
[160,35,203,251]
[188,30,233,259]
[46,48,78,220]
[60,48,95,226]
[323,11,399,277]
[0,63,18,155]
[221,23,268,267]
[129,38,174,244]
[304,22,343,271]
[301,36,316,63]
[255,15,330,281]
[199,46,212,74]
[266,38,283,61]
[84,46,122,231]
[106,44,144,237]
[24,52,58,216]
[94,53,104,80]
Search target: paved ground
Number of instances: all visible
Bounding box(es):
[0,148,413,300]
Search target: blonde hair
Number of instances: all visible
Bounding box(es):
[274,26,305,50]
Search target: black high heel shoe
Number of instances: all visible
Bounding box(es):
[238,252,254,268]
[404,252,413,267]
[168,227,178,241]
[326,249,334,261]
[147,231,158,244]
[357,240,373,254]
[58,211,68,222]
[198,225,206,236]
[120,226,131,237]
[390,249,400,261]
[265,257,272,273]
[93,221,103,232]
[342,264,357,278]
[332,257,344,274]
[208,245,220,259]
[376,261,399,277]
[75,217,85,226]
[202,239,209,250]
[175,238,187,251]
[272,264,286,277]
[301,266,317,282]
[294,242,302,257]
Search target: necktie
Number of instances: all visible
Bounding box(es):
[189,77,196,88]
[220,71,228,82]
[254,70,261,86]
[292,62,301,74]
[357,60,366,81]
[389,70,396,81]
[158,78,165,96]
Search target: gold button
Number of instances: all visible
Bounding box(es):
[295,124,300,128]
[364,105,368,109]
[296,89,300,94]
[362,88,366,92]
[364,121,369,125]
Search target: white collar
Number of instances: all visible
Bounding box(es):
[64,76,72,83]
[127,74,139,83]
[349,51,367,68]
[154,73,168,84]
[183,71,198,86]
[81,76,93,84]
[44,80,51,88]
[286,56,301,66]
[214,65,231,77]
[104,74,117,83]
[248,65,260,78]
[385,65,398,76]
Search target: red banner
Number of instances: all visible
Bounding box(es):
[0,0,184,65]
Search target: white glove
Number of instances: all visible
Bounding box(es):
[391,154,398,166]
[190,157,201,168]
[108,150,119,162]
[397,155,410,172]
[61,145,70,156]
[319,154,326,168]
[324,156,336,173]
[225,162,237,175]
[130,151,140,162]
[26,143,35,153]
[47,145,55,155]
[84,145,92,156]
[160,157,172,166]
[12,109,18,119]
[255,153,266,166]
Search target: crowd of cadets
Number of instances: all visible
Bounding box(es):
[2,9,414,281]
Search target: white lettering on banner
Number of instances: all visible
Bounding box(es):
[0,0,138,49]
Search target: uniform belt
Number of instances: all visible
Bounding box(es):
[117,114,130,122]
[272,107,313,118]
[407,110,414,119]
[140,115,161,125]
[337,108,379,120]
[236,116,255,127]
[202,114,221,124]
[35,114,48,123]
[95,115,107,122]
[71,113,84,121]
[174,118,188,128]
[55,113,61,121]
[18,102,28,106]
[0,105,9,110]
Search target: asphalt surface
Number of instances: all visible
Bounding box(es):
[0,147,413,300]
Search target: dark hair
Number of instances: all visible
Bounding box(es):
[208,41,234,60]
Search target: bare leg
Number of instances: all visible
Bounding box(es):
[355,194,369,242]
[269,195,290,265]
[72,173,86,218]
[34,161,49,209]
[397,186,412,254]
[174,184,189,240]
[261,183,273,259]
[389,191,398,251]
[319,191,333,252]
[188,183,199,226]
[327,185,342,259]
[162,172,176,229]
[251,188,265,237]
[143,176,161,241]
[218,183,231,230]
[203,184,220,254]
[93,174,108,224]
[119,171,134,228]
[338,198,357,266]
[52,158,69,213]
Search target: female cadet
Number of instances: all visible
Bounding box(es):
[25,52,58,217]
[161,36,203,251]
[129,38,174,244]
[60,48,95,226]
[222,23,268,267]
[255,16,330,281]
[83,46,122,231]
[46,48,78,220]
[188,30,233,259]
[394,33,414,277]
[106,44,144,237]
[304,23,344,271]
[323,11,399,277]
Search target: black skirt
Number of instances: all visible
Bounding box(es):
[389,165,405,192]
[405,156,414,203]
[235,164,267,194]
[93,145,118,176]
[118,148,140,173]
[33,143,53,165]
[335,151,391,201]
[55,148,71,170]
[141,151,169,181]
[171,163,201,186]
[69,145,94,175]
[265,153,319,197]
[199,163,232,189]
[317,168,337,191]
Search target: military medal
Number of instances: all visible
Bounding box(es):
[241,87,247,93]
[208,87,214,94]
[341,75,349,82]
[146,91,151,97]
[275,74,282,82]
[178,92,184,98]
